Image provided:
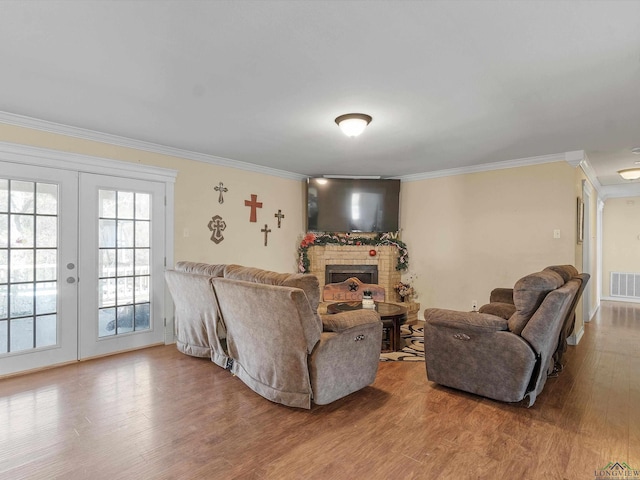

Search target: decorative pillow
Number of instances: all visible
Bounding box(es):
[508,270,564,335]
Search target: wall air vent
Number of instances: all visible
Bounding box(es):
[610,272,640,298]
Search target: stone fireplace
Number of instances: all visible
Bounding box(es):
[307,244,420,322]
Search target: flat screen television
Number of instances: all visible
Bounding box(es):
[306,178,400,233]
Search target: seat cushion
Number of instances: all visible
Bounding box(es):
[508,270,564,335]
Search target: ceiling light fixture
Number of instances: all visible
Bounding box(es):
[631,147,640,154]
[335,113,372,137]
[618,168,640,180]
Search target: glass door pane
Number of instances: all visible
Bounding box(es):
[0,180,58,353]
[97,190,151,337]
[0,163,78,376]
[78,174,165,359]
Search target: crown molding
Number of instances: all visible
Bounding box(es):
[0,140,178,183]
[576,151,603,197]
[600,183,640,199]
[396,152,566,182]
[4,110,640,195]
[0,110,307,182]
[564,150,585,167]
[579,151,640,200]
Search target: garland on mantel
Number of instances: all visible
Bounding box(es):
[297,232,409,273]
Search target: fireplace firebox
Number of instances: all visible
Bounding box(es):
[324,265,378,285]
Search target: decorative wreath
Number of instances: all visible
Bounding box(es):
[297,232,409,273]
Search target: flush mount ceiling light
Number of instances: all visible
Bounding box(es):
[335,113,372,137]
[631,147,640,155]
[618,168,640,180]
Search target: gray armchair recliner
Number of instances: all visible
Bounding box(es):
[423,266,587,407]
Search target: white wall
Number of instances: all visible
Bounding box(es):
[400,161,577,314]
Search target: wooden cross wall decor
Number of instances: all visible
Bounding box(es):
[261,224,271,246]
[274,209,285,228]
[244,194,263,222]
[214,182,228,204]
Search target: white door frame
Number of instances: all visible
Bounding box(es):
[0,141,176,371]
[582,179,593,323]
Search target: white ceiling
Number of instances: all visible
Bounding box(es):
[1,1,640,196]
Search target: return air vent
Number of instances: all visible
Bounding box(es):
[610,272,640,298]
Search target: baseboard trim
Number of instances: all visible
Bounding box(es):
[600,296,640,304]
[567,326,584,346]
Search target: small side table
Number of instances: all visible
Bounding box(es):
[326,301,408,353]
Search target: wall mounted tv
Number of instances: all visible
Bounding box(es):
[306,178,400,233]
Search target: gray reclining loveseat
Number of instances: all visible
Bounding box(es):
[423,265,587,407]
[165,262,383,409]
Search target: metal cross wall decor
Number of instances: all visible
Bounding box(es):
[261,224,271,246]
[208,215,227,244]
[214,182,228,204]
[274,209,285,228]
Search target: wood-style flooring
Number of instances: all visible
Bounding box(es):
[1,300,639,479]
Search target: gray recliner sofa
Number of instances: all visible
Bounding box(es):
[423,266,586,407]
[479,265,590,374]
[165,262,383,409]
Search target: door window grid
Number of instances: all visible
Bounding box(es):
[0,179,58,354]
[98,190,151,337]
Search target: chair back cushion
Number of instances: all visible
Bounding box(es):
[224,265,322,320]
[212,277,320,408]
[544,264,578,283]
[175,261,226,277]
[165,270,230,367]
[508,270,564,334]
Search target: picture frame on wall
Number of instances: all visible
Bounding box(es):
[577,197,584,244]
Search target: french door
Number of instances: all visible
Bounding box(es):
[0,163,78,375]
[78,173,165,359]
[1,161,168,376]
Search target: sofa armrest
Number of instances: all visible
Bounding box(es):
[478,302,516,320]
[423,310,536,403]
[489,288,514,304]
[424,308,509,333]
[320,309,381,332]
[309,321,383,405]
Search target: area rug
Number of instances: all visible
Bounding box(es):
[380,322,425,362]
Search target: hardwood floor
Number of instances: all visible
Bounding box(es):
[1,300,639,479]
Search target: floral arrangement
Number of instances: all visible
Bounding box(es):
[297,232,409,273]
[394,281,414,298]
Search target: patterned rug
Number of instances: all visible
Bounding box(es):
[380,322,425,362]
